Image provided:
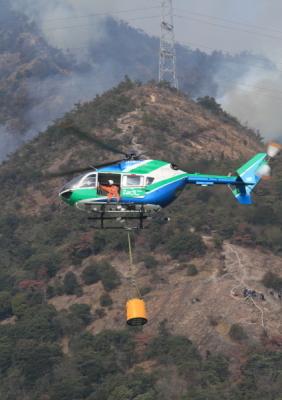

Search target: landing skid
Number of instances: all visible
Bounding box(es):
[81,203,161,230]
[88,216,148,230]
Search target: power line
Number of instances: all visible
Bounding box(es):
[174,14,282,42]
[174,8,282,36]
[218,79,282,99]
[178,40,282,73]
[44,15,162,32]
[0,5,161,25]
[44,6,161,23]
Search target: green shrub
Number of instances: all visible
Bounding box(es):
[63,272,82,296]
[71,246,92,264]
[239,351,282,397]
[46,285,56,299]
[23,251,60,278]
[82,265,100,285]
[94,308,106,319]
[15,340,62,384]
[82,261,121,291]
[143,255,158,269]
[201,354,230,385]
[0,336,14,373]
[229,323,248,341]
[167,232,206,259]
[213,235,223,249]
[49,374,87,400]
[100,293,113,307]
[15,305,60,342]
[100,262,121,291]
[147,330,201,376]
[69,303,92,326]
[0,291,12,320]
[186,264,198,276]
[11,292,29,318]
[140,287,152,296]
[262,271,282,292]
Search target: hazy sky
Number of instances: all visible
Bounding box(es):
[17,0,282,61]
[57,0,282,63]
[12,0,282,139]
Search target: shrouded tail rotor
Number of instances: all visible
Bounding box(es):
[267,142,281,158]
[257,142,281,179]
[257,164,271,179]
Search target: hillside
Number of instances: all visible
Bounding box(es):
[0,81,281,400]
[0,0,273,161]
[0,3,77,133]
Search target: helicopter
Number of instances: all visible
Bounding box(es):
[55,127,280,229]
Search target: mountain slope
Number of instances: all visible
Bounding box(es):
[0,81,281,400]
[0,1,273,161]
[0,4,76,132]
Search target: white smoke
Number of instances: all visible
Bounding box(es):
[0,1,122,162]
[4,0,282,159]
[24,66,120,139]
[0,126,25,163]
[216,66,282,139]
[12,0,110,56]
[12,0,150,57]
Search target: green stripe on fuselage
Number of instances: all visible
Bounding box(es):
[69,188,98,205]
[128,160,168,174]
[146,173,188,191]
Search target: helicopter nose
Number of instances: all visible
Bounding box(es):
[59,190,73,202]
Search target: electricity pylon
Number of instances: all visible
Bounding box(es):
[159,0,178,89]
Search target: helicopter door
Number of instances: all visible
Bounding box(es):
[121,175,146,199]
[97,173,121,198]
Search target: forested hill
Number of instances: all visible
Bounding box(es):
[0,81,281,400]
[0,0,273,161]
[0,3,76,132]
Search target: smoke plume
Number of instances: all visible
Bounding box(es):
[216,66,282,140]
[1,0,281,163]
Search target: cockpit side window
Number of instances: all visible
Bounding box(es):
[146,177,154,185]
[123,175,143,187]
[81,174,97,188]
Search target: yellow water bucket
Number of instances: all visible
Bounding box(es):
[126,298,148,326]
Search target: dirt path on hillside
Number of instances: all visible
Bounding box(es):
[225,244,266,328]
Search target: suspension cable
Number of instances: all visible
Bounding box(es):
[127,231,142,299]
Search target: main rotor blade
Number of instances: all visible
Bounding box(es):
[93,159,125,169]
[44,166,95,179]
[44,158,127,179]
[61,124,126,156]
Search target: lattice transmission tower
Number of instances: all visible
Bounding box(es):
[159,0,178,89]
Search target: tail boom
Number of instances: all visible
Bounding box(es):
[185,152,269,205]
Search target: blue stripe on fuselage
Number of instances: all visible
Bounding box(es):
[122,178,187,207]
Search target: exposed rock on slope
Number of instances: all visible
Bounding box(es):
[114,84,262,163]
[0,81,281,372]
[49,240,282,365]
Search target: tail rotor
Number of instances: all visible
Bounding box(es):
[267,142,281,158]
[257,142,281,179]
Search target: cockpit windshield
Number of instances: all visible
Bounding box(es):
[61,174,85,191]
[81,174,97,188]
[61,173,97,192]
